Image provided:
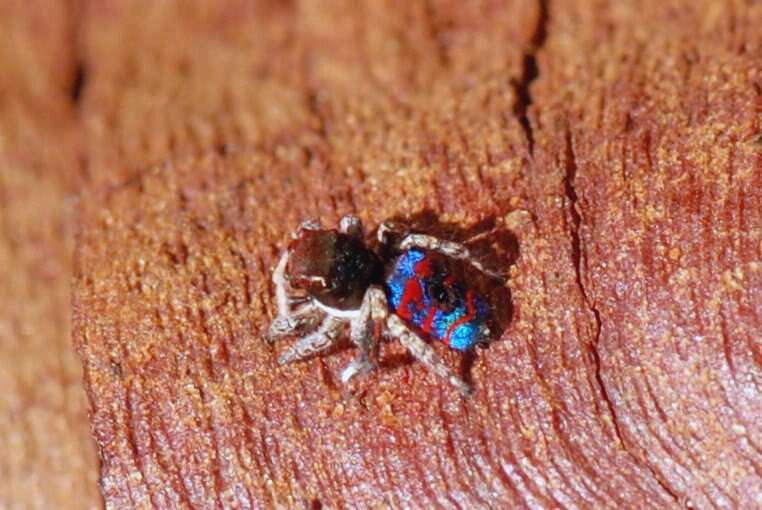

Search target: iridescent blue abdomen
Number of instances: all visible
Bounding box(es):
[384,248,490,351]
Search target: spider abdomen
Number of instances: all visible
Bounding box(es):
[384,248,490,351]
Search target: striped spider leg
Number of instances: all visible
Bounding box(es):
[378,221,504,282]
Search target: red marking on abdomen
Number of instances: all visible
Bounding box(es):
[396,253,435,320]
[414,255,434,278]
[398,278,423,320]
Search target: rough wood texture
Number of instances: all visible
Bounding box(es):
[73,1,761,508]
[532,2,762,507]
[0,1,101,508]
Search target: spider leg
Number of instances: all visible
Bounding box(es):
[386,314,472,397]
[339,214,364,238]
[278,316,345,365]
[296,219,321,233]
[271,248,293,317]
[270,236,324,341]
[267,301,322,342]
[377,221,405,245]
[340,286,387,383]
[398,233,504,281]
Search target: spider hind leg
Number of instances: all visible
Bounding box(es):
[387,314,472,397]
[399,233,504,282]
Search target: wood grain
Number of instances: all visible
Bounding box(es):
[0,1,101,508]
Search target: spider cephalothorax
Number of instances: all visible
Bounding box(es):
[286,224,383,310]
[268,214,504,396]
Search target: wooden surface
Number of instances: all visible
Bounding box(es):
[533,2,762,506]
[0,1,101,508]
[4,0,757,508]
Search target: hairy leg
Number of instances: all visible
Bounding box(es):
[296,219,321,233]
[340,286,387,383]
[267,301,322,342]
[386,314,472,397]
[277,316,345,365]
[377,221,405,245]
[271,248,293,317]
[398,233,503,281]
[270,244,321,341]
[339,214,363,238]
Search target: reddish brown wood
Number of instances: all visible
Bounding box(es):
[532,2,762,506]
[0,1,100,508]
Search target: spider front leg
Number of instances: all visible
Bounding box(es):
[399,233,504,281]
[386,314,473,397]
[340,286,386,383]
[269,248,321,342]
[278,316,345,365]
[271,248,293,318]
[267,302,322,342]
